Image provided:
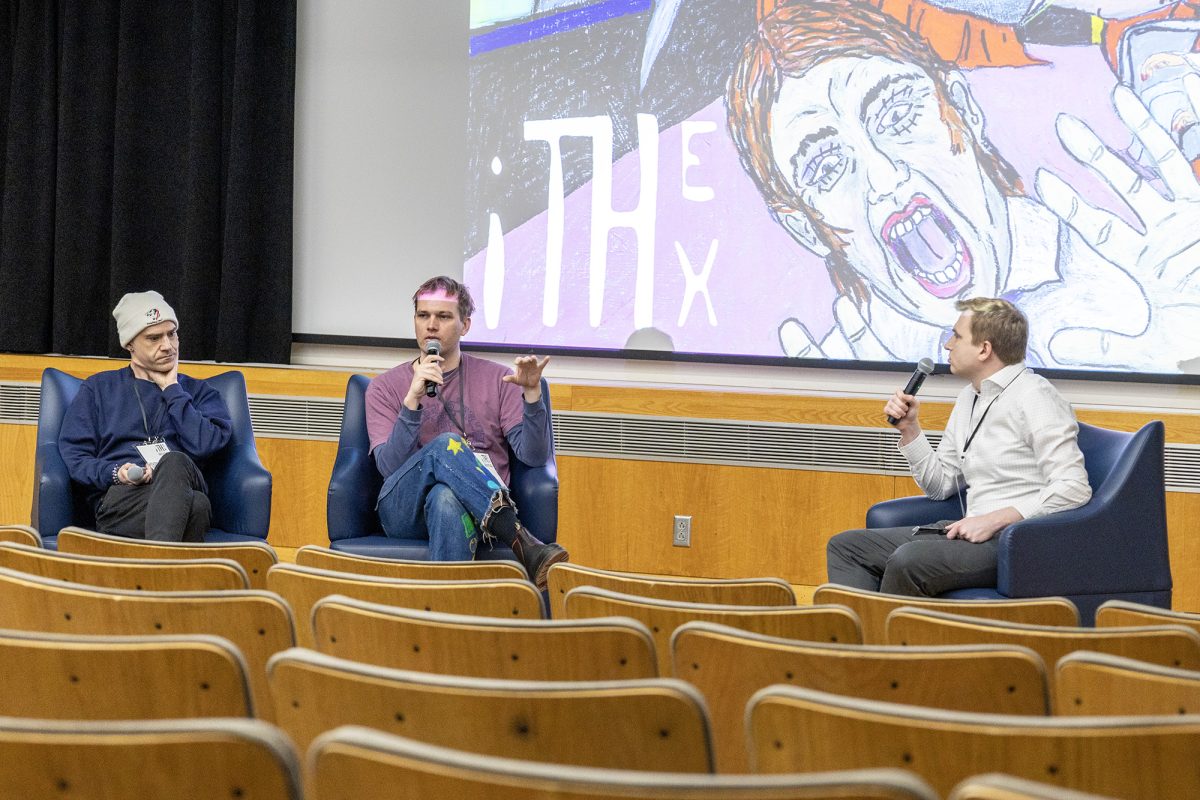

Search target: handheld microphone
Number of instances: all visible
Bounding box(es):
[127,464,144,483]
[887,358,935,425]
[423,340,441,398]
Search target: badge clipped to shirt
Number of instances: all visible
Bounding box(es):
[474,452,506,488]
[135,439,171,467]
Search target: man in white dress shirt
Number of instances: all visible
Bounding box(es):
[825,297,1092,596]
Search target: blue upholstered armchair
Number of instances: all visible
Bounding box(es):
[326,374,559,559]
[32,367,272,548]
[865,421,1170,624]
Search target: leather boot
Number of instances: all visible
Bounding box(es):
[509,523,569,591]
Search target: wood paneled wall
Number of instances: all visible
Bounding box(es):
[2,354,1197,610]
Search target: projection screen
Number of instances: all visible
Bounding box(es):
[463,0,1200,378]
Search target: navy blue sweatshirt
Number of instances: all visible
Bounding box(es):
[58,367,233,504]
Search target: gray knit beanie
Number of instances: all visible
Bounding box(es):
[113,291,179,346]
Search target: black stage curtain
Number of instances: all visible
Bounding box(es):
[0,1,295,363]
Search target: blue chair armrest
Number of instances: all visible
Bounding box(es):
[511,463,559,545]
[998,501,1171,598]
[32,442,77,539]
[865,494,963,529]
[328,446,383,541]
[207,445,272,538]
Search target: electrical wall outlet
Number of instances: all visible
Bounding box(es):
[673,515,692,547]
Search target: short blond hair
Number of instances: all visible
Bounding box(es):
[955,297,1027,365]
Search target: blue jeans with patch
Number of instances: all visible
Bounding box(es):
[376,432,508,560]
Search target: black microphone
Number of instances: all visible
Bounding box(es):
[423,340,441,398]
[887,358,935,425]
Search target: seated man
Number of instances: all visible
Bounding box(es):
[365,275,568,588]
[59,291,233,542]
[826,297,1092,596]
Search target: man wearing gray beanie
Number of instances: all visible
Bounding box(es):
[57,291,233,541]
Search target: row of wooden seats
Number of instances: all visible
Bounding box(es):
[3,538,1200,714]
[0,533,1194,796]
[6,595,1200,776]
[0,624,1181,797]
[5,712,1103,800]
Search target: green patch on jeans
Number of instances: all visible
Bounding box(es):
[460,512,477,540]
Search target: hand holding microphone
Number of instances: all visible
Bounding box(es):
[886,358,935,425]
[423,340,442,398]
[122,463,151,485]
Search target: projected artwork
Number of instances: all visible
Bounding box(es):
[465,0,1200,374]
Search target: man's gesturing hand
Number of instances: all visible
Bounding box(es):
[504,355,551,403]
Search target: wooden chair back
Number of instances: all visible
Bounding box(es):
[310,595,658,679]
[0,628,252,718]
[1094,600,1200,636]
[948,773,1121,799]
[309,726,940,800]
[0,565,294,718]
[268,648,713,770]
[267,563,544,648]
[295,544,525,580]
[56,526,277,589]
[548,563,795,619]
[671,621,1048,772]
[813,584,1079,644]
[563,586,860,666]
[748,685,1200,799]
[0,524,41,547]
[0,541,248,590]
[1055,651,1200,716]
[885,607,1200,697]
[0,717,301,799]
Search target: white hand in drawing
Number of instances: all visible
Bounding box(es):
[1035,82,1200,372]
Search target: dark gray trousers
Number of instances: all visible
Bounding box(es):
[95,452,211,543]
[826,524,998,596]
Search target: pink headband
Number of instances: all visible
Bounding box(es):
[417,289,458,303]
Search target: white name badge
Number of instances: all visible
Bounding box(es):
[474,452,506,488]
[135,441,171,467]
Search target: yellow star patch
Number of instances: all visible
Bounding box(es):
[446,437,464,455]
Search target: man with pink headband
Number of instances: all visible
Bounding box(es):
[364,275,568,587]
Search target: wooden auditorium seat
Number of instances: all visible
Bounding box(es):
[294,544,525,580]
[949,773,1121,799]
[0,524,42,547]
[0,717,300,799]
[670,621,1049,772]
[268,648,714,770]
[310,596,658,679]
[812,584,1079,644]
[547,563,795,619]
[0,565,294,719]
[885,607,1200,694]
[748,685,1200,799]
[56,526,277,589]
[1055,651,1200,716]
[308,726,939,800]
[266,563,544,648]
[0,628,253,718]
[1094,599,1200,636]
[562,586,861,666]
[0,541,249,591]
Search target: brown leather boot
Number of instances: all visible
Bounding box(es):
[509,523,568,591]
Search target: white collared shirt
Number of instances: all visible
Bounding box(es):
[899,362,1091,520]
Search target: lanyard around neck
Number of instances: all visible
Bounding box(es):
[962,367,1027,454]
[440,356,469,441]
[130,370,165,442]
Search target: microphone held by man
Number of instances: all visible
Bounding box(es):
[886,358,935,425]
[423,339,441,398]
